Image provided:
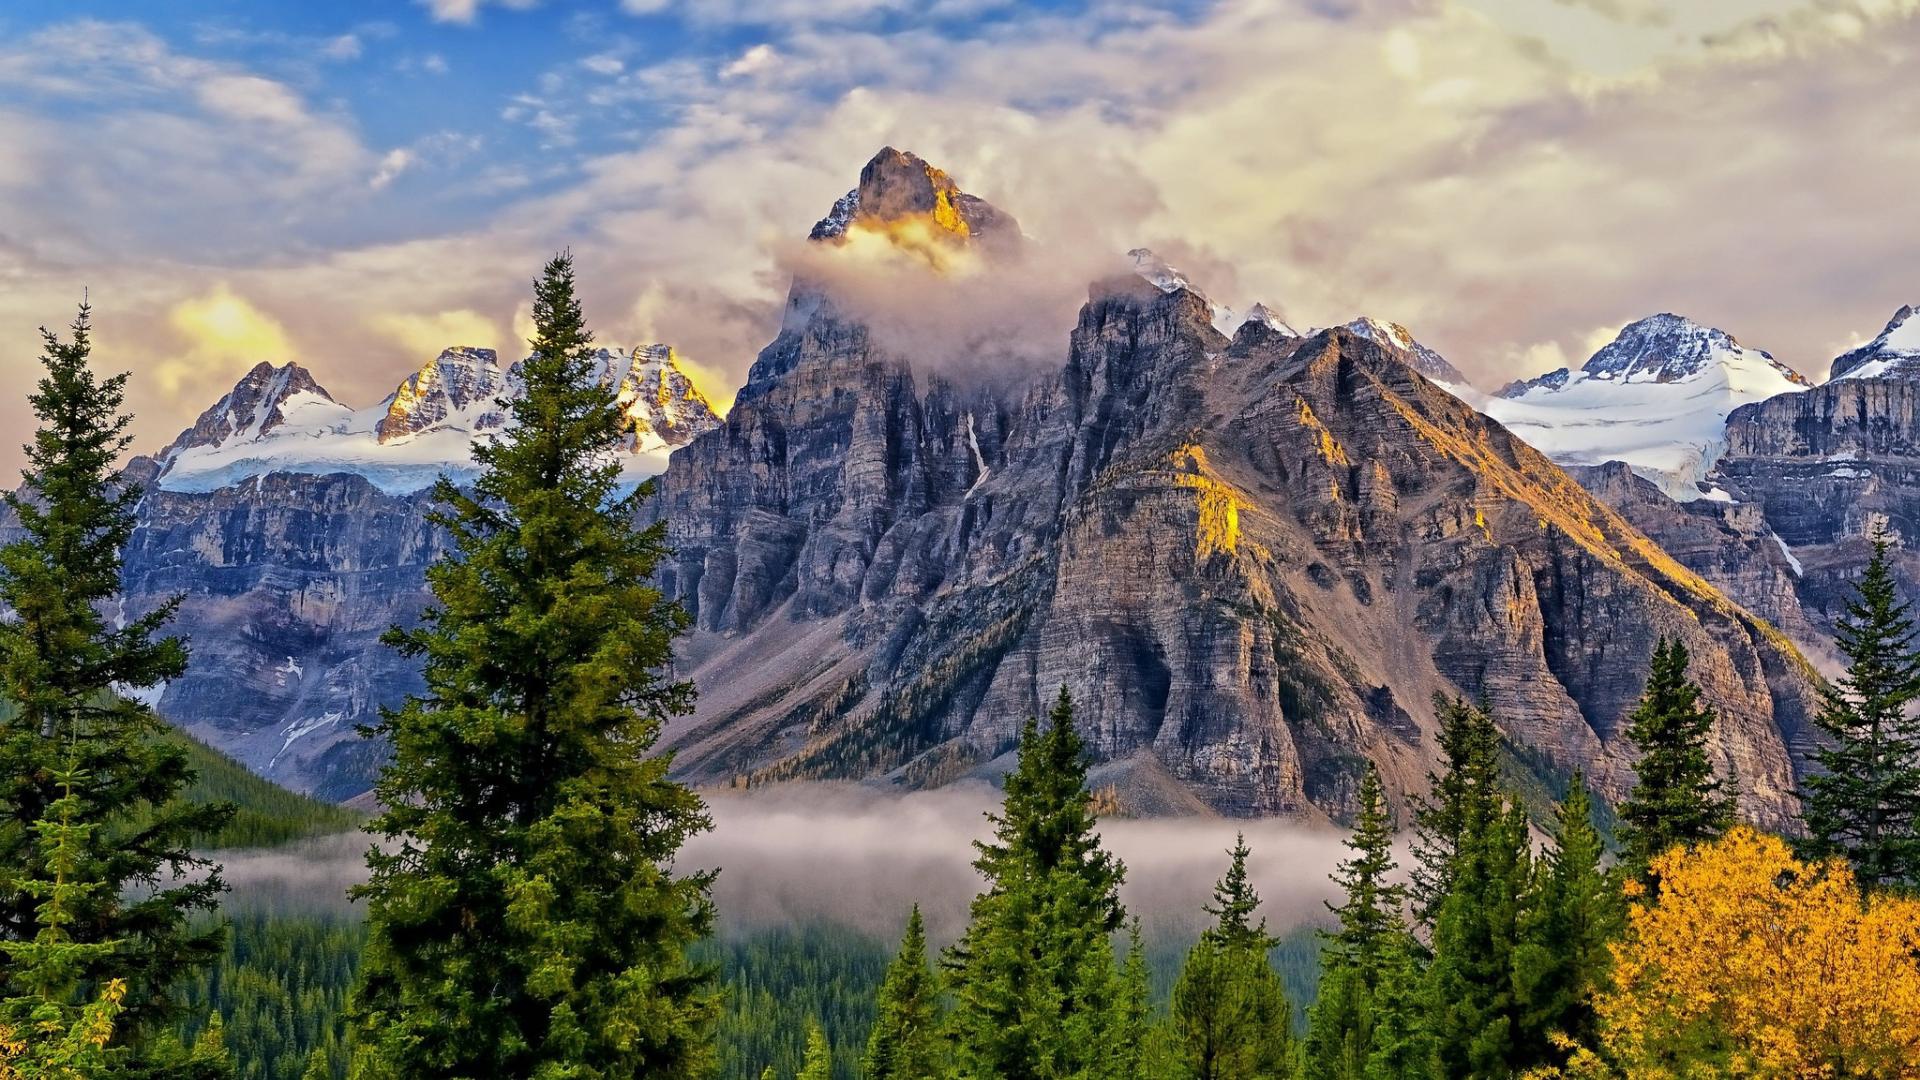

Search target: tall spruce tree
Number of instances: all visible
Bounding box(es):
[0,301,233,1079]
[1512,774,1618,1070]
[349,254,717,1079]
[1302,766,1415,1080]
[1420,790,1532,1079]
[864,906,943,1080]
[795,1023,832,1080]
[1797,535,1920,889]
[944,688,1129,1080]
[1619,638,1732,882]
[1165,840,1291,1080]
[1408,696,1502,927]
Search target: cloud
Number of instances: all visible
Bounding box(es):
[201,786,1361,942]
[371,309,505,360]
[320,33,365,61]
[420,0,543,25]
[370,148,416,189]
[156,286,296,405]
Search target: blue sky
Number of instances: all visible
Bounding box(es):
[0,0,1916,472]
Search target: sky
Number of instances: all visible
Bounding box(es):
[0,0,1916,475]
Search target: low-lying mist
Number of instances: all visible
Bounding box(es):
[209,783,1359,945]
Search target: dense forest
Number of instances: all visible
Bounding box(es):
[3,269,1920,1079]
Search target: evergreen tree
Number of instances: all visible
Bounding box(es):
[1798,534,1920,889]
[1512,774,1618,1070]
[1202,834,1273,952]
[1165,843,1291,1080]
[795,1022,831,1080]
[349,254,717,1079]
[1408,696,1501,926]
[1112,921,1159,1080]
[944,688,1129,1080]
[0,762,127,1078]
[0,301,233,1079]
[864,906,942,1080]
[1619,638,1732,882]
[1302,766,1415,1080]
[1421,793,1532,1079]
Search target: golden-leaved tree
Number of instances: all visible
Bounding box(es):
[1563,827,1920,1077]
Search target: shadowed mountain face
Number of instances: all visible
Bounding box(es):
[649,152,1820,825]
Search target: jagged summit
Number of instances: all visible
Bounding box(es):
[808,146,1020,249]
[1343,316,1467,386]
[1240,302,1298,337]
[376,346,509,444]
[598,343,721,447]
[164,361,347,456]
[1482,314,1811,501]
[1127,247,1243,336]
[1830,304,1920,381]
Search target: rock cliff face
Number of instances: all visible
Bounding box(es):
[649,150,1820,825]
[1711,375,1920,642]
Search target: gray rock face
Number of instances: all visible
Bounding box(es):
[112,466,442,797]
[649,163,1820,825]
[1343,317,1469,386]
[1711,377,1920,644]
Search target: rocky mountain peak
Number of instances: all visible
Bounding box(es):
[164,361,343,456]
[808,146,1019,250]
[1829,303,1920,381]
[605,344,722,448]
[375,346,509,444]
[1343,316,1469,386]
[1581,313,1810,386]
[1239,302,1298,337]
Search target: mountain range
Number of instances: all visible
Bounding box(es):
[19,146,1918,823]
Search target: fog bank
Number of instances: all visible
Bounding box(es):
[208,783,1360,943]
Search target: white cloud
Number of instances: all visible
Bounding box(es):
[419,0,542,25]
[720,43,780,79]
[369,148,416,189]
[320,34,364,61]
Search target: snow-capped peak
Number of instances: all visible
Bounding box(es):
[1830,304,1920,381]
[1127,247,1243,337]
[1579,313,1810,387]
[162,361,349,458]
[1342,316,1469,387]
[1480,314,1811,502]
[1239,303,1300,338]
[154,341,721,496]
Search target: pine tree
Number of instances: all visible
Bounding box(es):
[1421,793,1532,1079]
[1408,696,1502,926]
[0,762,127,1078]
[0,301,233,1079]
[795,1022,831,1080]
[349,254,717,1078]
[1619,638,1732,882]
[1512,774,1619,1070]
[1203,834,1272,951]
[944,688,1129,1080]
[865,906,943,1080]
[1165,843,1291,1080]
[1797,534,1920,889]
[1302,766,1414,1080]
[1113,920,1159,1080]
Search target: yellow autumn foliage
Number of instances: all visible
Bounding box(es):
[1585,827,1920,1078]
